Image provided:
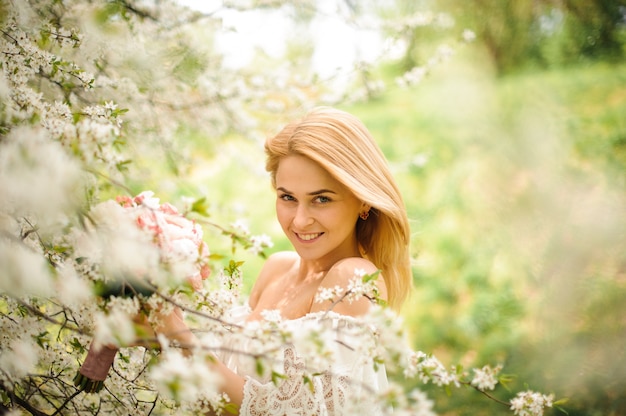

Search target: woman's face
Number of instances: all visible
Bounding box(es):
[275,154,365,267]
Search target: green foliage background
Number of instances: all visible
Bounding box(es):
[345,50,626,415]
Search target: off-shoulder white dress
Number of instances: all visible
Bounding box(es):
[216,305,389,416]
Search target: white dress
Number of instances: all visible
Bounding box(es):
[216,305,390,416]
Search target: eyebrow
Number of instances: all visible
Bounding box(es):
[276,187,337,196]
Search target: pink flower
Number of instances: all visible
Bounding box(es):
[75,191,211,392]
[159,202,178,215]
[119,190,211,289]
[115,195,134,208]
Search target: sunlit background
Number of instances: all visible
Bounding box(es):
[177,0,386,76]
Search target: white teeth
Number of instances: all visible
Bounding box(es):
[299,233,320,241]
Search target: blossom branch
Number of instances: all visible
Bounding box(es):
[151,287,241,329]
[0,381,48,416]
[14,299,86,336]
[463,380,511,406]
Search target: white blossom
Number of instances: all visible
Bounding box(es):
[54,262,93,306]
[510,391,555,416]
[73,199,162,283]
[315,285,344,303]
[0,237,54,298]
[471,364,502,391]
[462,29,476,42]
[0,338,39,381]
[408,389,437,416]
[0,126,83,228]
[231,219,251,235]
[260,309,282,323]
[287,318,337,371]
[405,350,460,387]
[151,349,222,403]
[93,308,137,349]
[248,233,274,255]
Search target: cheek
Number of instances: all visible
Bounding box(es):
[339,209,360,230]
[275,203,290,226]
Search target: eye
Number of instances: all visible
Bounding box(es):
[279,193,295,202]
[314,195,332,204]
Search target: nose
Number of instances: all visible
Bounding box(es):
[292,203,314,228]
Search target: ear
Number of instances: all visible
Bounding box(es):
[360,202,371,212]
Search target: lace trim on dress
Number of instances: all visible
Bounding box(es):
[240,347,349,416]
[230,310,387,416]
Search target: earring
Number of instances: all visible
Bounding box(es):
[359,211,369,220]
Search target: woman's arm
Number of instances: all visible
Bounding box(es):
[150,306,245,413]
[148,253,296,413]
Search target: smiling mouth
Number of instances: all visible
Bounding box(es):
[296,232,323,241]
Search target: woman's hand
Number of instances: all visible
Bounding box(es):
[150,305,198,352]
[130,305,196,352]
[130,312,159,348]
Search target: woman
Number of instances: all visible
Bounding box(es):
[156,107,411,415]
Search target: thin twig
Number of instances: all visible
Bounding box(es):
[51,389,82,416]
[15,299,87,336]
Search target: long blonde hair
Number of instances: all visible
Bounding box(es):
[265,107,412,310]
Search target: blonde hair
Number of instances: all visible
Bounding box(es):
[265,107,412,310]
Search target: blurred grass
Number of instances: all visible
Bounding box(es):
[343,54,626,415]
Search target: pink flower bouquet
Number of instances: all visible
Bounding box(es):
[74,191,210,393]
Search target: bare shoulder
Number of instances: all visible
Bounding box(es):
[249,251,299,308]
[311,257,388,316]
[327,257,379,281]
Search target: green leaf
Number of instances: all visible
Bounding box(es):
[223,403,239,415]
[110,107,129,117]
[115,159,132,172]
[255,358,264,376]
[32,331,50,348]
[554,398,569,406]
[303,375,315,393]
[555,404,570,415]
[271,371,287,385]
[190,197,210,217]
[118,352,130,364]
[70,337,86,354]
[554,398,570,415]
[363,270,381,283]
[225,260,244,276]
